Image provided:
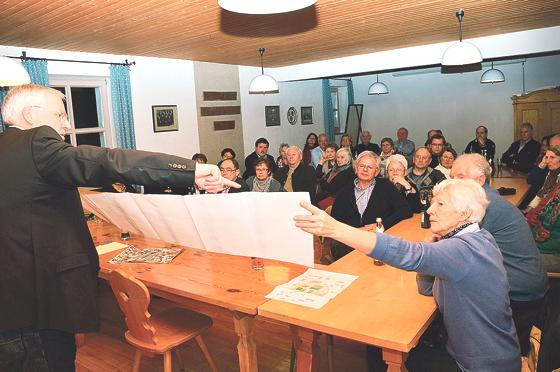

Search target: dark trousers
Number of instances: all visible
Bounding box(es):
[510,297,545,356]
[0,329,76,372]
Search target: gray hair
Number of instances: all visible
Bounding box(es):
[355,151,380,168]
[433,179,489,223]
[279,143,289,151]
[455,153,491,180]
[520,122,533,131]
[287,145,302,155]
[1,84,65,126]
[336,147,352,165]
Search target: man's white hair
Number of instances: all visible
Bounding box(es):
[433,178,489,223]
[355,151,380,168]
[455,153,492,180]
[1,84,65,126]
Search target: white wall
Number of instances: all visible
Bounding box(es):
[239,66,324,158]
[350,54,560,155]
[0,45,199,158]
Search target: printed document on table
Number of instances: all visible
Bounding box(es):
[266,268,359,309]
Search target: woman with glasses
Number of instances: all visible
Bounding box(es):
[329,151,412,260]
[316,147,355,209]
[246,158,283,192]
[386,154,421,213]
[378,137,396,177]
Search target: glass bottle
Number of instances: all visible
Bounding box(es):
[420,197,431,229]
[374,218,385,266]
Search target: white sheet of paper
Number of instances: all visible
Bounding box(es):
[96,241,129,255]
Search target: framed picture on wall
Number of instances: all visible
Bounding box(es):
[265,105,281,127]
[301,106,313,125]
[152,105,178,132]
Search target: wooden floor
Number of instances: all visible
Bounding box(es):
[77,282,368,372]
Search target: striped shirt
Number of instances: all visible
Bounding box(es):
[354,178,376,217]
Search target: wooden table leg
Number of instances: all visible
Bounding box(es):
[232,311,258,372]
[383,348,408,372]
[291,325,321,372]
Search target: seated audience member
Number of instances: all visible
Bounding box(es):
[451,154,548,357]
[302,132,318,166]
[435,147,457,179]
[386,154,421,213]
[524,144,560,212]
[220,147,236,160]
[276,143,289,168]
[395,127,415,164]
[243,137,277,179]
[406,147,446,195]
[192,153,207,164]
[218,158,249,193]
[464,125,496,163]
[355,130,380,155]
[519,134,560,210]
[501,122,540,173]
[330,151,412,260]
[311,134,328,169]
[378,137,396,177]
[316,147,355,209]
[274,146,316,203]
[424,129,441,147]
[295,180,521,372]
[315,142,337,179]
[246,158,283,192]
[428,134,446,168]
[340,133,356,158]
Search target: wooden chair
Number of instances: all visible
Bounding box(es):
[108,269,218,372]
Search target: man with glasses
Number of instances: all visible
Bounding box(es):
[273,146,316,203]
[330,151,412,260]
[406,147,446,194]
[428,134,447,168]
[0,84,237,372]
[217,158,249,193]
[501,122,541,173]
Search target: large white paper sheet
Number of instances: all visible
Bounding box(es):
[82,192,314,267]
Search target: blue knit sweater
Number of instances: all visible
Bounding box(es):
[370,226,520,372]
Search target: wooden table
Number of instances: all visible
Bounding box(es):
[257,177,529,372]
[90,220,307,372]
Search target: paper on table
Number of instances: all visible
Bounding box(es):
[96,241,129,255]
[266,268,359,309]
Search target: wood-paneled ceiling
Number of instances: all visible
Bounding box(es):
[1,0,559,67]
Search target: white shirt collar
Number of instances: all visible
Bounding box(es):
[455,223,480,237]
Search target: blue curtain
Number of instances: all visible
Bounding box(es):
[110,64,136,149]
[347,79,355,105]
[1,59,49,132]
[322,79,335,142]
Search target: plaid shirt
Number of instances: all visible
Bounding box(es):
[354,178,376,217]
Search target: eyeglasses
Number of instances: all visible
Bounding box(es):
[31,105,68,121]
[357,164,377,171]
[255,168,269,172]
[220,168,237,173]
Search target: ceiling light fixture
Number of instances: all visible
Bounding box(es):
[249,48,279,95]
[480,61,505,84]
[218,0,316,14]
[368,74,389,95]
[441,9,482,66]
[0,56,31,86]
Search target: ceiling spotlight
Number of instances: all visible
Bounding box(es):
[368,74,389,95]
[480,61,505,84]
[441,9,482,66]
[249,48,279,95]
[218,0,316,14]
[0,56,31,87]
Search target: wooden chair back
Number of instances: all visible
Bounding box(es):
[108,269,157,345]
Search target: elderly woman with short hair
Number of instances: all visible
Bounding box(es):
[246,158,283,192]
[316,147,355,209]
[386,154,421,213]
[294,179,520,371]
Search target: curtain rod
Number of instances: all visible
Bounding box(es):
[6,51,135,66]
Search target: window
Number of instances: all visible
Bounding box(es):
[50,77,112,147]
[330,87,340,134]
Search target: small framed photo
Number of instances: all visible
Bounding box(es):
[301,106,313,125]
[152,105,178,132]
[265,105,280,127]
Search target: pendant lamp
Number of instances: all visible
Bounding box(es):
[480,61,505,84]
[218,0,316,14]
[0,56,31,86]
[249,48,279,94]
[441,9,482,66]
[368,74,389,95]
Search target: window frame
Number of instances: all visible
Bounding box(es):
[330,86,341,134]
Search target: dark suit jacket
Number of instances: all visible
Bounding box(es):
[501,139,540,173]
[274,163,317,203]
[242,152,277,179]
[0,125,197,333]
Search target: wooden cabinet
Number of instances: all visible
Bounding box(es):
[512,87,560,141]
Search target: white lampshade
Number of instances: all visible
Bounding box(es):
[218,0,316,14]
[368,82,389,95]
[480,67,505,84]
[249,74,279,94]
[0,56,31,86]
[441,41,482,66]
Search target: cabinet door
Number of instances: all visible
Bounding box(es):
[514,102,541,141]
[547,101,560,136]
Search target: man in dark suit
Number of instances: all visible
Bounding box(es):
[273,146,316,203]
[242,137,277,179]
[501,122,541,173]
[0,84,237,371]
